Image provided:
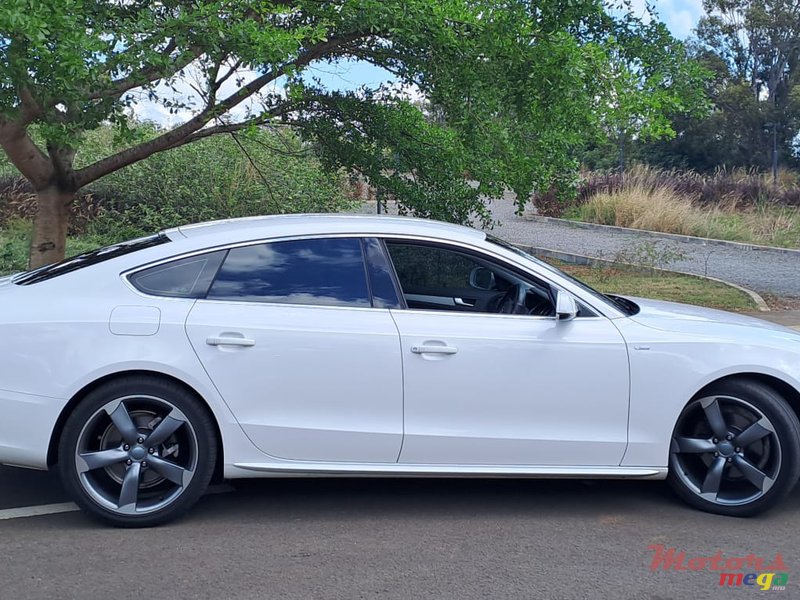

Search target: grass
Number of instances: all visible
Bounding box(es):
[571,167,800,248]
[551,260,758,312]
[574,190,800,248]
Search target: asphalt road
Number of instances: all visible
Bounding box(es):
[2,465,799,599]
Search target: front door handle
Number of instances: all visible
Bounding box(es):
[454,297,476,307]
[411,344,458,355]
[206,336,256,347]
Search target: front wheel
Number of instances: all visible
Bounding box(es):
[58,376,217,527]
[668,379,800,517]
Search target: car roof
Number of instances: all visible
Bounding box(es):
[169,214,487,245]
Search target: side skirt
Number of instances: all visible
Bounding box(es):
[227,462,667,480]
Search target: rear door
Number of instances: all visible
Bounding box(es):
[185,237,404,463]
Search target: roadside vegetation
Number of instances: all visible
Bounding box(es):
[550,259,758,312]
[536,166,800,249]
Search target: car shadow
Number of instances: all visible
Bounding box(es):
[4,464,800,524]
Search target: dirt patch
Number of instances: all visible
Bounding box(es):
[761,294,800,311]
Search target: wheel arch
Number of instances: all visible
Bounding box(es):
[47,370,224,482]
[691,372,800,423]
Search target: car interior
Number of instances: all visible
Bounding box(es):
[385,241,556,316]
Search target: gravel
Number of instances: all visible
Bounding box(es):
[354,196,800,296]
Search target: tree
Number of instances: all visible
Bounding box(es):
[1,0,704,267]
[635,0,800,172]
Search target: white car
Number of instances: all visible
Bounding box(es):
[1,214,799,526]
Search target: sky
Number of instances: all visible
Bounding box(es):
[133,1,708,125]
[640,0,706,39]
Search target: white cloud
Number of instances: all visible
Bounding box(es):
[650,0,706,39]
[125,59,284,127]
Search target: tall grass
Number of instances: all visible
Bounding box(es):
[576,166,800,208]
[574,166,800,247]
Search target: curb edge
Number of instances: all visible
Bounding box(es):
[526,216,800,256]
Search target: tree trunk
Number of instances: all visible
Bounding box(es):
[29,186,74,269]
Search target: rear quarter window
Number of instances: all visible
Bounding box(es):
[128,251,226,298]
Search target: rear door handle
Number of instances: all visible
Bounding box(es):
[411,345,458,355]
[206,336,256,347]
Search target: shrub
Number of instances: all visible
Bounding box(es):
[0,219,31,274]
[575,167,800,247]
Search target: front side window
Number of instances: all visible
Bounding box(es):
[385,241,555,316]
[207,237,371,308]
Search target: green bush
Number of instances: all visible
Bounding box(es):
[0,219,115,274]
[1,122,357,246]
[0,219,30,274]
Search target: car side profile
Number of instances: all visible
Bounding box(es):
[1,214,799,527]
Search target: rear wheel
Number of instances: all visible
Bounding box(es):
[58,376,217,527]
[668,379,800,517]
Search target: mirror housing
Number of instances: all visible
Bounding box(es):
[469,266,496,291]
[555,290,578,321]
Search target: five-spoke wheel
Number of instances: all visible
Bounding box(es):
[668,379,800,516]
[59,377,216,527]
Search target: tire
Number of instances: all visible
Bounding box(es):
[58,376,217,527]
[667,379,800,517]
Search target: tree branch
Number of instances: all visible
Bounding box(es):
[75,32,367,187]
[0,120,53,189]
[88,41,199,101]
[212,59,242,95]
[17,85,43,126]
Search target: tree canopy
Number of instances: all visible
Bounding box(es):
[0,0,706,267]
[621,0,800,172]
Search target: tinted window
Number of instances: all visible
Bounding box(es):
[386,242,483,289]
[386,241,561,317]
[208,238,370,307]
[129,251,226,298]
[14,233,170,285]
[363,238,401,308]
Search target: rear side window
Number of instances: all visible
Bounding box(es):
[129,251,226,298]
[207,238,371,307]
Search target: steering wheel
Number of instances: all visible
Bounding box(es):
[497,283,527,314]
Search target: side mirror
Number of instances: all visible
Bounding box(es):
[555,290,578,321]
[469,266,496,291]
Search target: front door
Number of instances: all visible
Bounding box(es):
[384,240,630,466]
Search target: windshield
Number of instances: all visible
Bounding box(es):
[486,235,634,315]
[13,233,170,285]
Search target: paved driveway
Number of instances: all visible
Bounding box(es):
[2,465,799,599]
